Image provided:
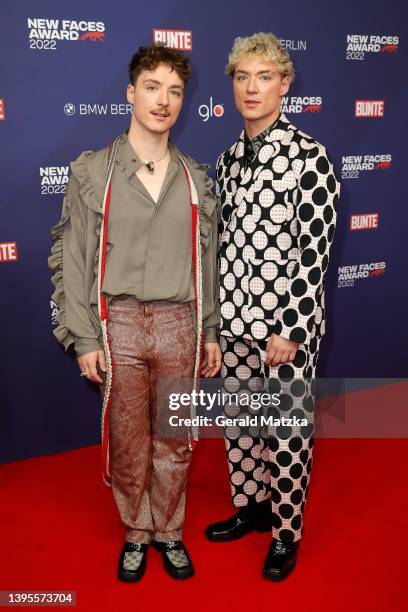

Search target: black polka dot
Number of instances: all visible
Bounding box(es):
[289,463,303,479]
[318,236,327,255]
[300,171,318,190]
[272,512,282,528]
[300,450,308,464]
[312,187,328,206]
[278,478,293,493]
[323,205,333,223]
[279,529,295,543]
[299,297,315,316]
[291,515,302,530]
[308,267,321,285]
[289,437,303,453]
[279,504,294,519]
[283,309,298,327]
[310,219,324,237]
[299,203,314,222]
[290,328,306,344]
[327,174,336,193]
[271,487,281,503]
[277,451,293,467]
[301,249,317,267]
[292,279,308,297]
[316,156,329,174]
[299,235,312,250]
[292,350,306,368]
[290,489,303,505]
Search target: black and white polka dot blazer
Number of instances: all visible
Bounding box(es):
[216,112,340,347]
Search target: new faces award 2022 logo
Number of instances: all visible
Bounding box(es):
[346,34,399,61]
[337,261,386,288]
[341,153,392,180]
[39,166,69,195]
[198,97,224,122]
[27,18,106,50]
[281,96,322,114]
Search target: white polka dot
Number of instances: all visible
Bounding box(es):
[221,302,235,320]
[243,480,258,494]
[252,230,268,250]
[272,155,289,173]
[231,471,245,486]
[230,160,240,178]
[261,292,279,310]
[259,189,275,207]
[274,276,288,295]
[226,243,237,261]
[233,260,244,277]
[224,273,236,291]
[238,436,254,450]
[233,288,244,307]
[241,457,256,472]
[249,275,265,295]
[233,230,246,248]
[261,261,278,281]
[258,145,275,163]
[236,364,251,379]
[243,216,256,233]
[234,494,248,506]
[270,204,287,224]
[231,318,244,336]
[228,447,243,463]
[251,320,268,339]
[243,245,255,262]
[277,232,292,251]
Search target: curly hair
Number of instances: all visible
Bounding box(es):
[225,32,295,81]
[128,44,192,86]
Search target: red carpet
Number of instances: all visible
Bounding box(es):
[0,436,406,611]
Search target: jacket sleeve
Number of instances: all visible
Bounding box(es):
[201,172,221,344]
[48,174,101,357]
[274,144,340,345]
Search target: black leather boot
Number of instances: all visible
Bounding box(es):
[262,539,300,581]
[205,500,272,542]
[118,541,149,582]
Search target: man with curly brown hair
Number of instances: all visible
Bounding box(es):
[49,44,221,582]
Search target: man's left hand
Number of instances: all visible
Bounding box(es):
[201,342,222,377]
[265,333,299,366]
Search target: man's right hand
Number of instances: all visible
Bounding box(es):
[77,349,107,384]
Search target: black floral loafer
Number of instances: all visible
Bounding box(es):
[152,540,195,580]
[118,541,149,582]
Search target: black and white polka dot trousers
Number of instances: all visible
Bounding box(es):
[220,333,321,543]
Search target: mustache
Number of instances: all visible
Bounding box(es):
[152,109,170,116]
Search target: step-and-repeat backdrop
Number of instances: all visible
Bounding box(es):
[1,0,406,463]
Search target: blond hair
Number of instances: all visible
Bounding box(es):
[225,32,295,81]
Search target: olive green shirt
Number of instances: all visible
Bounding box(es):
[48,131,220,357]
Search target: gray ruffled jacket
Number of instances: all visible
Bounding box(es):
[48,135,220,357]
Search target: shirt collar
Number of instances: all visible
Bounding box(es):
[116,130,179,178]
[243,111,285,160]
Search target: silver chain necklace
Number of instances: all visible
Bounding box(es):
[144,147,169,174]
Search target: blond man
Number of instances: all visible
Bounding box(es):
[205,33,340,580]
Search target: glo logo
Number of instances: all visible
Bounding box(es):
[198,97,224,122]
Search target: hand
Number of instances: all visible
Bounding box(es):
[77,349,107,384]
[265,334,299,367]
[201,342,222,377]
